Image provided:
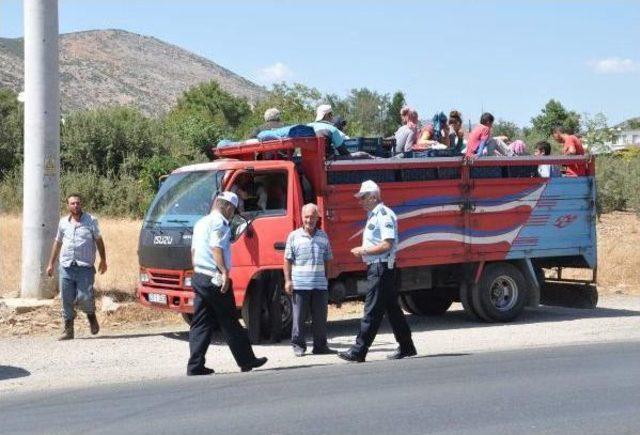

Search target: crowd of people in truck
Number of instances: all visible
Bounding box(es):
[242,103,587,178]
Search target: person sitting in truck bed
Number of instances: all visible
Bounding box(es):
[466,112,495,157]
[534,140,560,178]
[447,110,465,154]
[416,112,451,149]
[250,108,285,138]
[552,126,586,176]
[308,104,350,158]
[392,106,418,155]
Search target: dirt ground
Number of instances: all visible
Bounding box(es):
[0,211,639,337]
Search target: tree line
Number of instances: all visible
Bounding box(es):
[0,82,638,217]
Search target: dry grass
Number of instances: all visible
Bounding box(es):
[2,211,640,299]
[0,215,141,297]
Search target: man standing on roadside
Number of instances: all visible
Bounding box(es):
[338,181,416,363]
[284,203,335,357]
[187,191,268,376]
[46,194,107,340]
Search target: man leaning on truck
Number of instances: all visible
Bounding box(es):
[187,191,268,376]
[338,180,417,363]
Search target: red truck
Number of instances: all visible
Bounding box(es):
[137,137,598,342]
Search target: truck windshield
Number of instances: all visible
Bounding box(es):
[143,170,219,228]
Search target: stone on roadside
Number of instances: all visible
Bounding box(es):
[100,295,121,314]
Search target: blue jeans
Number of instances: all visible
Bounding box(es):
[60,265,96,321]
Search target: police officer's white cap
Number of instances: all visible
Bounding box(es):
[217,191,239,208]
[355,180,380,198]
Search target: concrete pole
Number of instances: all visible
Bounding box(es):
[21,0,60,299]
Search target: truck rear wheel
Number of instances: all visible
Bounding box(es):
[472,263,528,322]
[402,290,454,316]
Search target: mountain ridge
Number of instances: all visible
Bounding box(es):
[0,29,267,116]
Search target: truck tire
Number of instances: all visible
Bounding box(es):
[241,284,263,344]
[262,275,293,343]
[459,282,482,321]
[403,291,453,316]
[473,263,528,322]
[399,294,417,314]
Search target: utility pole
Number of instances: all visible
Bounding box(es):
[21,0,60,299]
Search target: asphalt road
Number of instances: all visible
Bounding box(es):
[1,341,639,435]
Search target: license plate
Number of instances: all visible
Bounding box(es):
[148,293,167,305]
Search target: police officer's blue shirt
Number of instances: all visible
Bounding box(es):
[56,212,101,268]
[307,121,345,150]
[362,203,398,265]
[284,228,333,290]
[192,210,231,276]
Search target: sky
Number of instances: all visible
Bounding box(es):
[1,0,639,127]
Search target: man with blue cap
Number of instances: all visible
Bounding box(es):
[338,180,417,363]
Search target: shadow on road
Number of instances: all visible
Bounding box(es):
[80,303,640,344]
[0,366,31,381]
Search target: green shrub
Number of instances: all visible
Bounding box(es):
[595,154,640,215]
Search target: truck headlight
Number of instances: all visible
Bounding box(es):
[184,276,192,287]
[140,272,150,283]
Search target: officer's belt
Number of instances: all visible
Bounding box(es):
[193,266,218,277]
[366,258,393,266]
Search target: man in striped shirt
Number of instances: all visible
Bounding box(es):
[284,203,335,357]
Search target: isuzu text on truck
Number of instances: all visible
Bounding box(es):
[137,136,597,342]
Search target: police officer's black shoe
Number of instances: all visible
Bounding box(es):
[187,367,215,376]
[241,357,268,372]
[87,313,100,335]
[386,345,417,360]
[58,320,74,341]
[337,351,365,363]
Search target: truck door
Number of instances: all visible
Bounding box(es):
[226,167,296,268]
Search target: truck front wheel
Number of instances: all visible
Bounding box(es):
[472,263,528,322]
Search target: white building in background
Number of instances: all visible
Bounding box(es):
[611,128,640,149]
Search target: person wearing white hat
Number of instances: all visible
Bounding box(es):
[187,190,267,375]
[338,180,416,363]
[308,104,349,157]
[250,107,284,138]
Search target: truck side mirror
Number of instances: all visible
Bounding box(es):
[230,215,251,243]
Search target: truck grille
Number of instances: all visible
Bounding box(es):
[148,270,181,288]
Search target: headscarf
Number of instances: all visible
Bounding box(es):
[508,140,527,156]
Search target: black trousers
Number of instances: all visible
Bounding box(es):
[351,262,413,358]
[187,273,256,373]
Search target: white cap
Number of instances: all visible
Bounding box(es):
[355,180,380,198]
[217,191,239,208]
[315,104,332,122]
[264,107,281,122]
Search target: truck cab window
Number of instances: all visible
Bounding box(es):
[229,171,287,219]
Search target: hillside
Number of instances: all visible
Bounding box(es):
[0,29,267,116]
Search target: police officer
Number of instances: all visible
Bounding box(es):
[338,180,417,362]
[187,191,268,376]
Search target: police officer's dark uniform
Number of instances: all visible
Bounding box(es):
[339,181,416,362]
[187,191,267,375]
